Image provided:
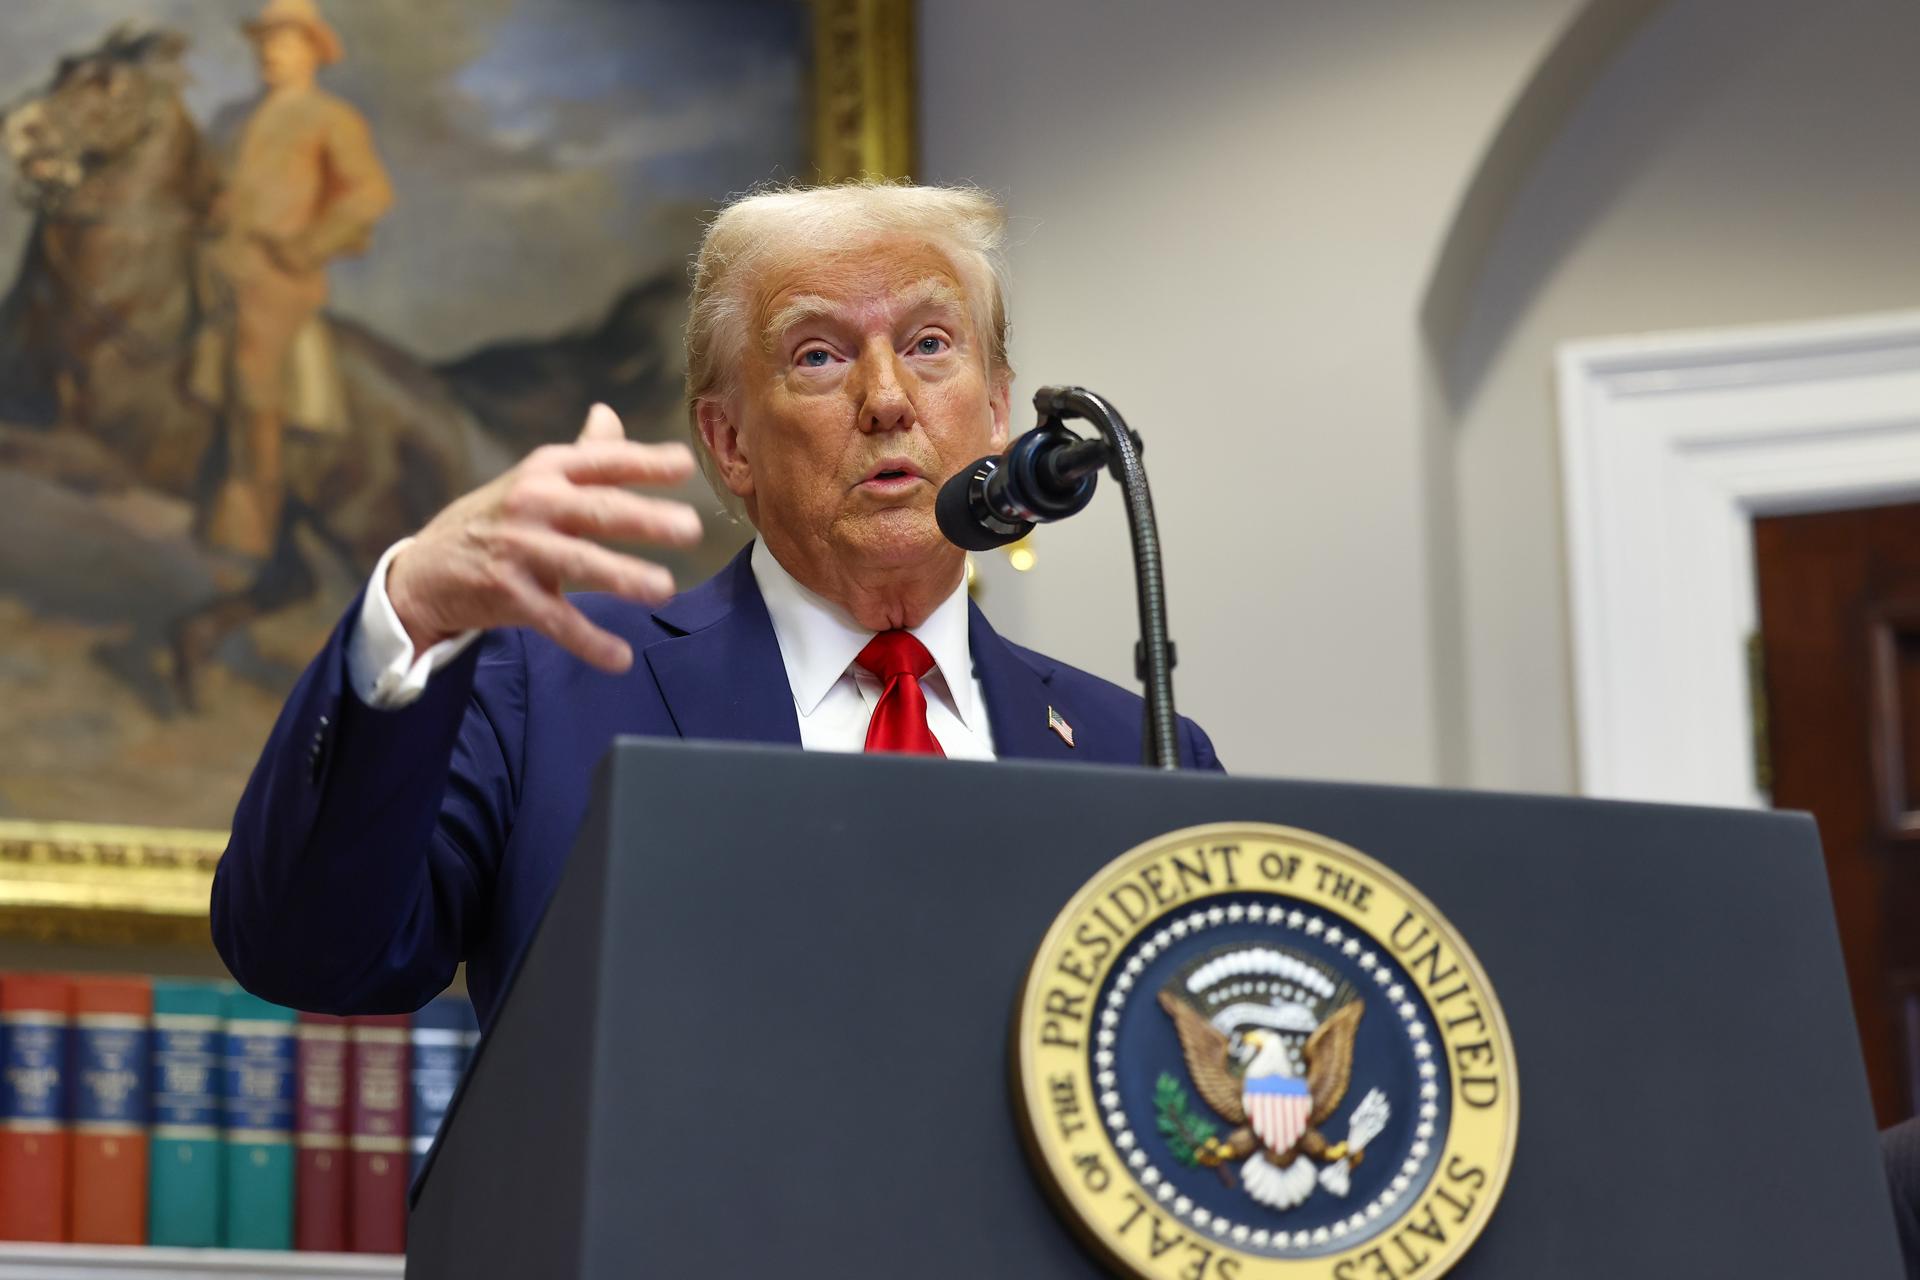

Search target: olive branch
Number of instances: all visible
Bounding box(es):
[1153,1070,1218,1167]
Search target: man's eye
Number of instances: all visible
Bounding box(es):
[915,335,947,355]
[799,349,832,368]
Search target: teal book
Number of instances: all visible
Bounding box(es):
[221,990,296,1250]
[148,980,228,1247]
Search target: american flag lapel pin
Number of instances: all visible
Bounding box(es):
[1047,705,1075,748]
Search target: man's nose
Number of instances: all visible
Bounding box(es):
[856,347,914,434]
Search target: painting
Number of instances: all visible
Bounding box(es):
[0,0,914,941]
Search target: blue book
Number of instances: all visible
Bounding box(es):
[149,980,228,1246]
[222,991,295,1250]
[409,995,479,1183]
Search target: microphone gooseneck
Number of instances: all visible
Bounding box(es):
[938,386,1181,769]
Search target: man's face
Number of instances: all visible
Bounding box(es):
[712,234,1011,585]
[254,26,318,88]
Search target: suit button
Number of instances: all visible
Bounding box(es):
[308,715,332,783]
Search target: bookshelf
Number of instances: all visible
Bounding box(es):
[0,976,477,1258]
[0,1243,401,1278]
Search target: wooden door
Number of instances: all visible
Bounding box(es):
[1754,501,1920,1126]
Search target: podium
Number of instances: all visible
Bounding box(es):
[407,740,1905,1277]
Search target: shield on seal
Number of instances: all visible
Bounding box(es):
[1243,1072,1313,1153]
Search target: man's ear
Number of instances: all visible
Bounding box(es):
[988,375,1012,452]
[696,398,755,498]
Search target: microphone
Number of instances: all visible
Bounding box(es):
[936,418,1110,551]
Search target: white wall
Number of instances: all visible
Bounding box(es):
[1446,0,1920,792]
[919,1,1582,782]
[925,0,1920,792]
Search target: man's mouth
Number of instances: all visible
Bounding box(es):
[860,460,924,489]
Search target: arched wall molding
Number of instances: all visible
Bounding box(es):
[1417,0,1671,360]
[1416,0,1920,794]
[1415,0,1671,788]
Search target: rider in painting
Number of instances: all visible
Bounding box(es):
[192,0,393,565]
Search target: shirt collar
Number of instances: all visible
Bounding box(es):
[749,539,977,726]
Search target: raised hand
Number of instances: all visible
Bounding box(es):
[385,403,703,673]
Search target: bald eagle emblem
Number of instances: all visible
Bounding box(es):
[1157,946,1392,1212]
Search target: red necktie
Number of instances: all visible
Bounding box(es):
[856,630,945,756]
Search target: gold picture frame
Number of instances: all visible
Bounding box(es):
[0,0,915,948]
[812,0,916,183]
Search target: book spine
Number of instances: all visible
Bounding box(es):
[70,979,151,1245]
[347,1016,409,1254]
[148,989,225,1247]
[408,1000,477,1183]
[223,1004,296,1250]
[295,1014,349,1252]
[0,976,72,1242]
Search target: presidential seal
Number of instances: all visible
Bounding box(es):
[1013,823,1516,1279]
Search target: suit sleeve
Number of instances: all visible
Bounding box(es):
[210,592,524,1014]
[1179,714,1226,772]
[346,539,482,707]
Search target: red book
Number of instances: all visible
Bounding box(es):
[347,1015,410,1253]
[296,1013,351,1251]
[0,974,73,1241]
[70,976,150,1245]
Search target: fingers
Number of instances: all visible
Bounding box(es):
[575,401,626,443]
[489,538,666,674]
[505,480,702,546]
[532,439,697,488]
[508,572,635,673]
[402,407,702,675]
[497,524,677,605]
[547,404,693,487]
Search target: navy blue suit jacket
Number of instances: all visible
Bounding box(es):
[211,546,1221,1027]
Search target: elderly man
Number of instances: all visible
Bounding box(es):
[212,183,1221,1026]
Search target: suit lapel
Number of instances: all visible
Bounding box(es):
[644,554,1099,761]
[642,546,802,747]
[970,602,1077,763]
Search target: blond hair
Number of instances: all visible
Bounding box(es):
[684,180,1013,511]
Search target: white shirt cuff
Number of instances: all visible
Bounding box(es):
[347,538,483,709]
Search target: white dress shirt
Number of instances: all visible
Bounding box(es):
[345,537,997,759]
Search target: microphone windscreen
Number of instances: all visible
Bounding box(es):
[936,461,1029,551]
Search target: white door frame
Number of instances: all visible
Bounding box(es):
[1557,309,1920,809]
